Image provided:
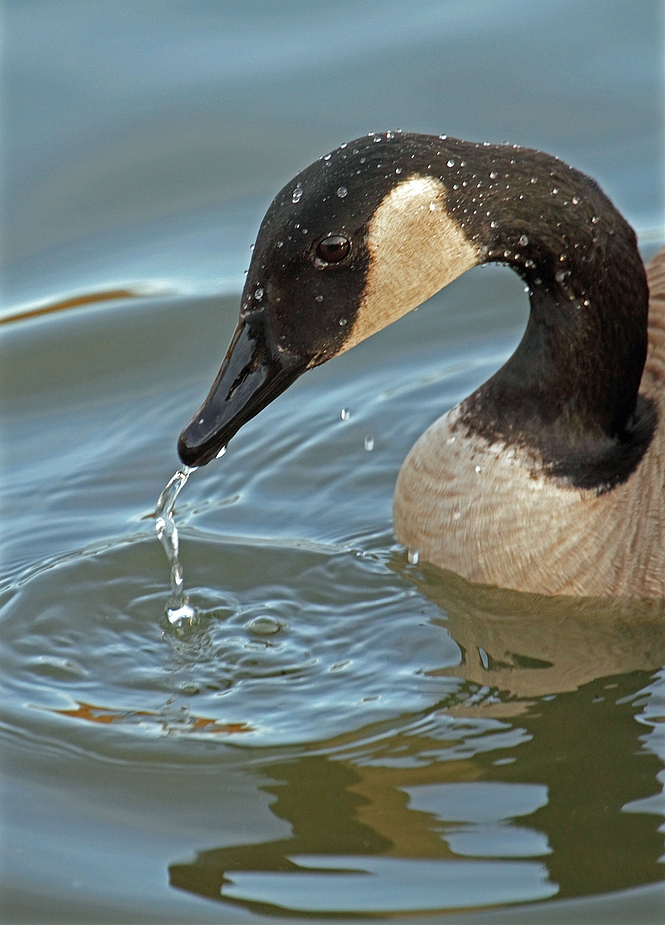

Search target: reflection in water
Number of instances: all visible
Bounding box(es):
[168,576,665,917]
[411,564,665,703]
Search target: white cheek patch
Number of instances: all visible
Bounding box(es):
[343,175,479,351]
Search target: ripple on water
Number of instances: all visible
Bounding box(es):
[0,533,464,754]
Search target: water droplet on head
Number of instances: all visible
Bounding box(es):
[475,465,484,474]
[530,176,538,184]
[315,294,324,303]
[254,287,264,301]
[395,167,402,174]
[519,234,529,246]
[447,159,455,168]
[591,215,600,224]
[336,186,348,199]
[291,185,303,203]
[490,220,498,229]
[489,170,498,180]
[555,270,566,283]
[552,187,559,195]
[339,318,347,326]
[572,195,580,205]
[407,548,419,565]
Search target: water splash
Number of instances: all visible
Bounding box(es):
[155,465,198,625]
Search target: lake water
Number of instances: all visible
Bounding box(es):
[2,2,664,921]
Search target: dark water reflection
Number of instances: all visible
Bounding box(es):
[167,577,665,917]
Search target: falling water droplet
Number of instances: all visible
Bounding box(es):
[364,435,374,451]
[407,548,419,565]
[340,408,350,420]
[155,466,198,625]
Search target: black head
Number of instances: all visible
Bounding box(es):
[178,132,480,466]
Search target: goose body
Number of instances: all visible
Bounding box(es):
[178,132,665,598]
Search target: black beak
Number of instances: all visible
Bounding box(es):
[177,318,307,467]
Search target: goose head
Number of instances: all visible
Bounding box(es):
[178,132,651,494]
[178,133,483,466]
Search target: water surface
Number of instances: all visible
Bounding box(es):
[1,1,664,921]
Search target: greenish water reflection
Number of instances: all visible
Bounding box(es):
[166,578,664,917]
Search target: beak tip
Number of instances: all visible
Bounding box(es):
[177,426,215,468]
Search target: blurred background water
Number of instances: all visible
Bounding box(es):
[1,1,664,922]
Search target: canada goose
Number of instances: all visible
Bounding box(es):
[178,132,665,598]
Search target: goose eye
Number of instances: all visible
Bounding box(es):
[315,235,350,265]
